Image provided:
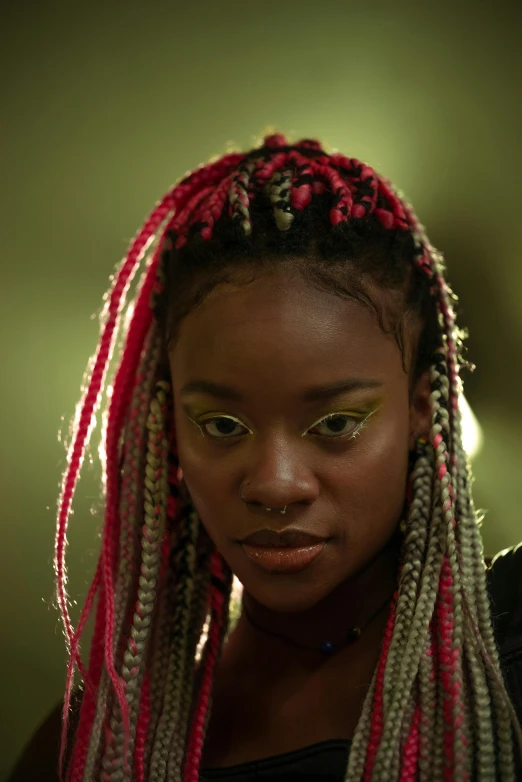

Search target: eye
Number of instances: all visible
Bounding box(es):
[199,416,248,439]
[308,413,363,439]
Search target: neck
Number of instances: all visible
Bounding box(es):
[233,532,401,668]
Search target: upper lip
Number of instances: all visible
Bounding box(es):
[240,528,329,547]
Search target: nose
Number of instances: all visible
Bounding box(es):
[239,437,319,510]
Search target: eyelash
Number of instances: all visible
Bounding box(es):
[190,411,374,442]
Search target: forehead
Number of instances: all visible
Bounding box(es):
[169,271,407,396]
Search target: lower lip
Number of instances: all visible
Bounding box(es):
[241,541,327,574]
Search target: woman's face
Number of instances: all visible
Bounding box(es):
[169,269,430,613]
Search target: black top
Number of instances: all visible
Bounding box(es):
[7,544,522,781]
[200,738,352,781]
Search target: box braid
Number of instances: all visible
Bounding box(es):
[82,324,164,780]
[55,132,522,781]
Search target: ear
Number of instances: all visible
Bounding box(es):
[408,369,432,450]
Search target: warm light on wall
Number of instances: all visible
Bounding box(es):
[460,394,483,460]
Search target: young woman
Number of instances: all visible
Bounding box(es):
[9,133,522,780]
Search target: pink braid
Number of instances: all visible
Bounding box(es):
[363,592,399,780]
[170,153,244,210]
[400,702,422,780]
[342,159,379,219]
[67,580,108,782]
[437,559,469,781]
[184,552,229,781]
[287,151,314,211]
[193,173,236,241]
[171,185,215,248]
[252,152,290,186]
[296,138,325,152]
[172,155,246,248]
[332,155,392,223]
[374,179,410,231]
[134,669,151,782]
[310,160,354,226]
[59,559,101,781]
[263,133,289,149]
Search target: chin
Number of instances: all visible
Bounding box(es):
[220,538,339,611]
[249,588,330,615]
[232,562,337,615]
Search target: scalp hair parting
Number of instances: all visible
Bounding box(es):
[55,132,522,781]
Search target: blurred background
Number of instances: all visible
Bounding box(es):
[3,0,522,776]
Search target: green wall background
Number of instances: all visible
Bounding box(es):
[3,1,522,776]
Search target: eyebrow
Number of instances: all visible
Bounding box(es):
[180,377,384,402]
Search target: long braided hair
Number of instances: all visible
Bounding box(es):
[55,132,522,780]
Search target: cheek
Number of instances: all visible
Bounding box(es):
[173,408,230,530]
[337,407,410,535]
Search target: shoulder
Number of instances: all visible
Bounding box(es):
[7,687,83,781]
[485,542,522,659]
[485,543,522,775]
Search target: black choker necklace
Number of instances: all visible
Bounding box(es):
[241,592,395,656]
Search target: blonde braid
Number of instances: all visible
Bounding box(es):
[419,503,447,782]
[266,168,295,231]
[464,617,496,778]
[453,422,498,778]
[142,493,209,775]
[418,627,437,781]
[382,449,432,711]
[143,534,178,769]
[344,666,380,779]
[455,434,520,776]
[142,457,190,760]
[167,546,214,778]
[102,379,170,779]
[397,683,418,776]
[430,354,468,777]
[147,509,200,780]
[458,472,518,778]
[370,493,446,777]
[446,336,518,776]
[228,158,258,236]
[82,328,162,781]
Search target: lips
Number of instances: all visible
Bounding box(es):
[242,541,328,573]
[240,528,328,547]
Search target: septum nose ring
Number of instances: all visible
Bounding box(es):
[241,484,287,514]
